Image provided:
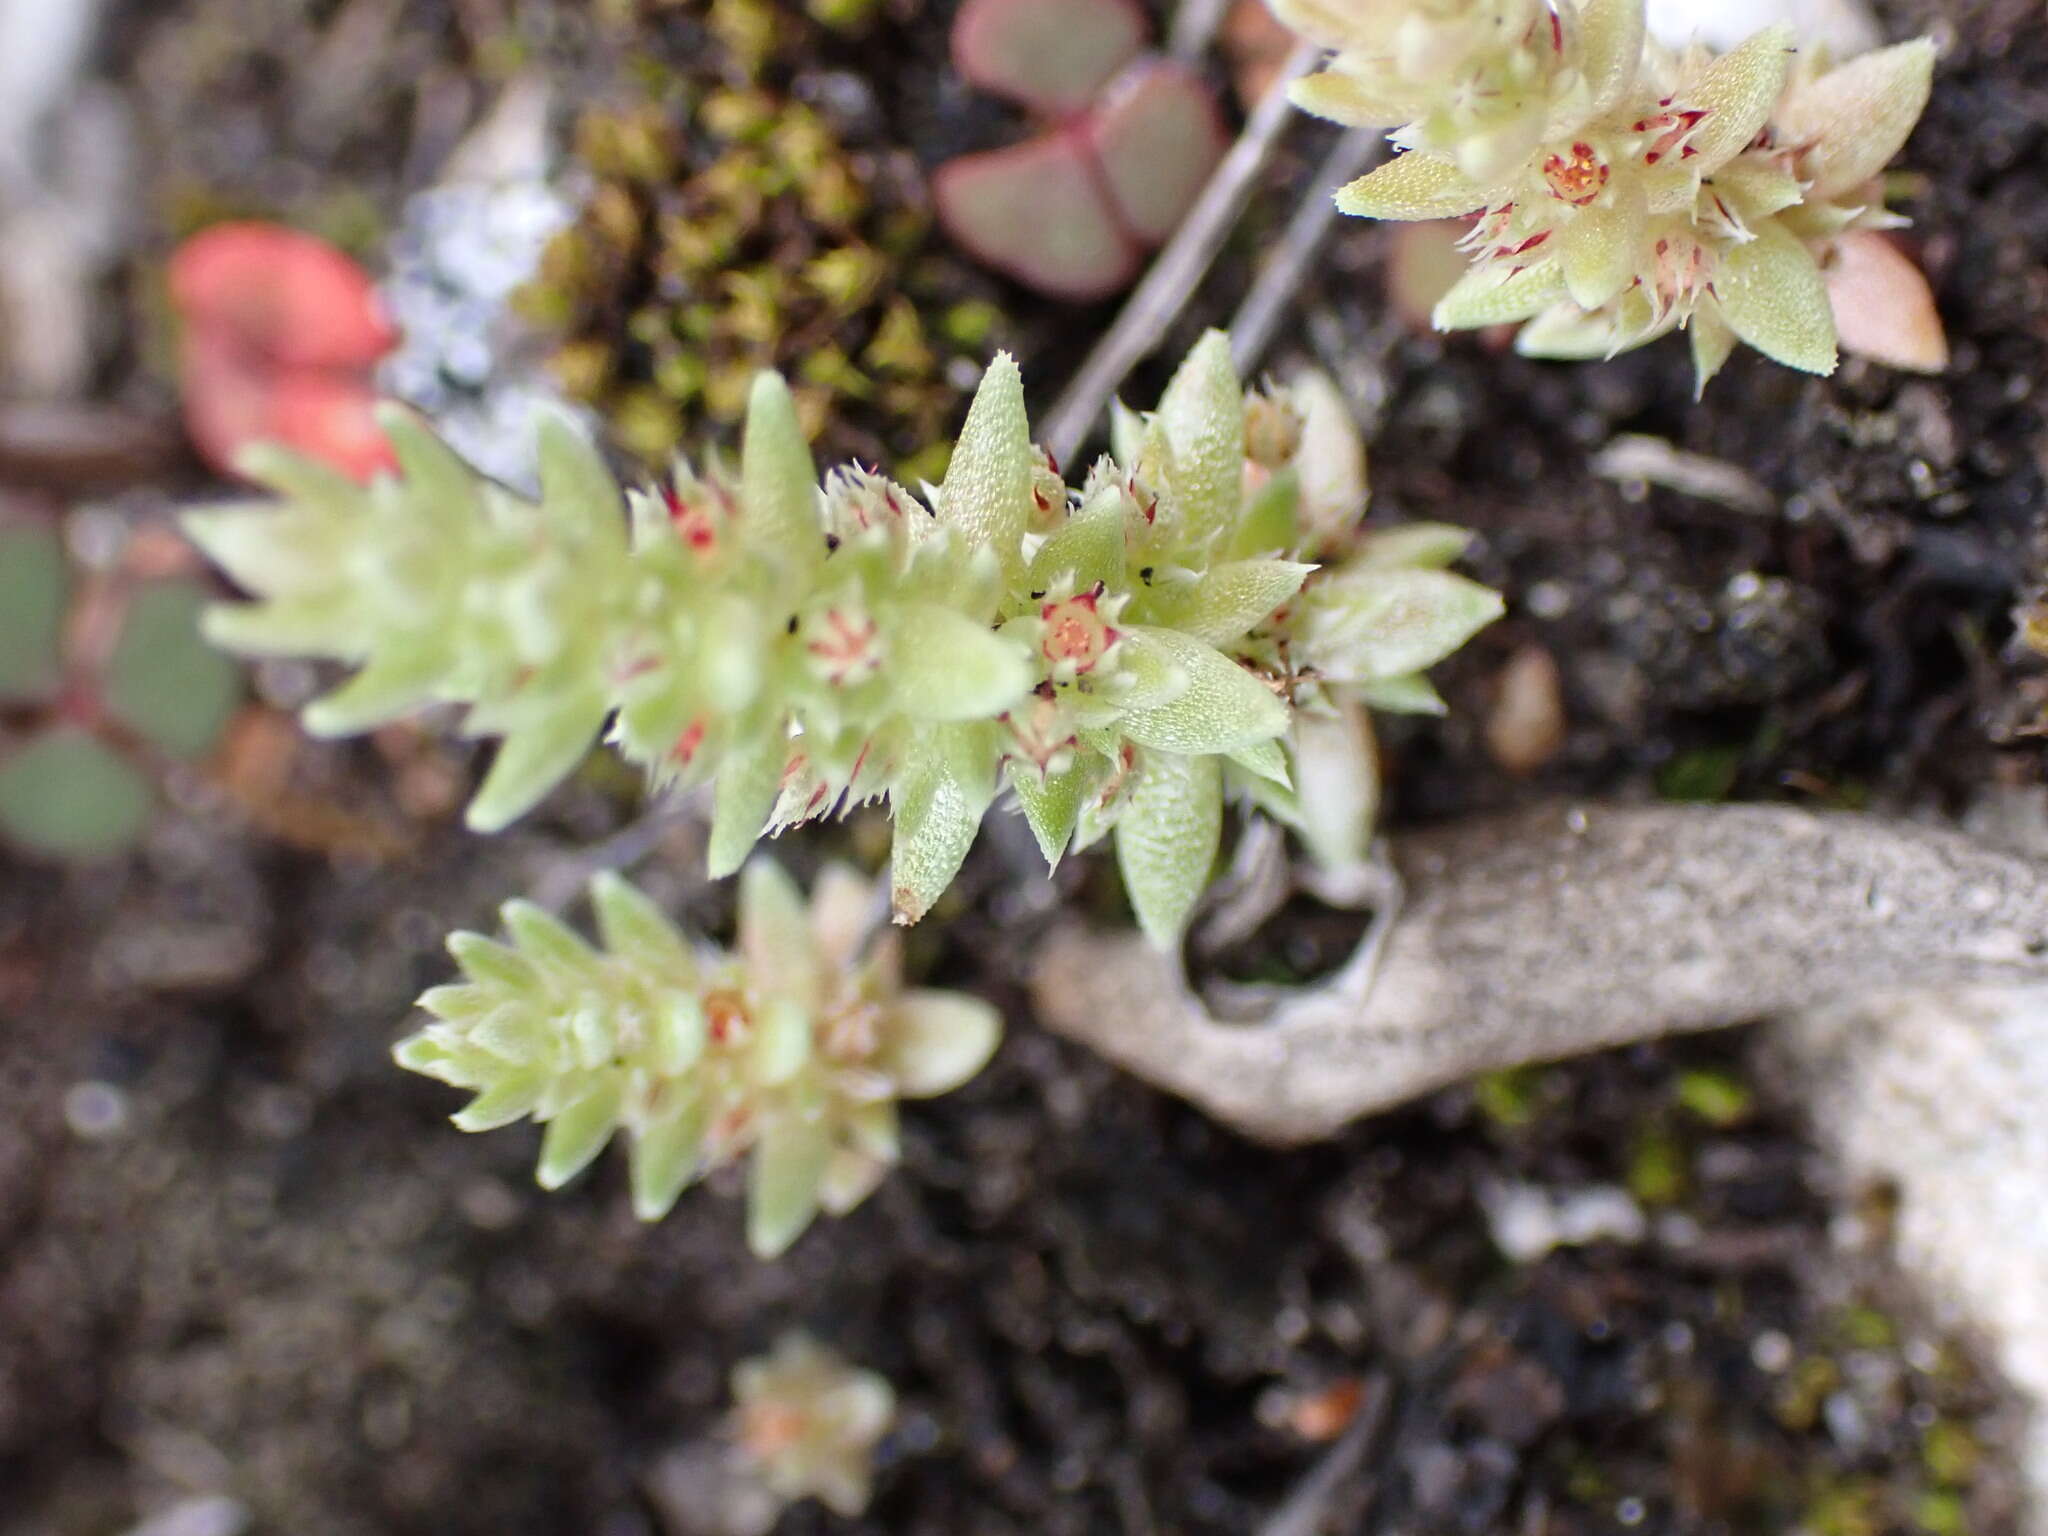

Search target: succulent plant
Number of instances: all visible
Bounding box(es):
[517,13,999,475]
[186,333,1497,944]
[0,516,243,861]
[169,221,400,481]
[730,1333,895,1517]
[1270,0,1938,388]
[395,861,999,1256]
[935,0,1229,300]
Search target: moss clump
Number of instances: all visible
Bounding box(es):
[518,3,1002,468]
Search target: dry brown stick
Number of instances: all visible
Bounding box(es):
[1040,40,1320,466]
[1227,125,1383,376]
[1030,802,2048,1145]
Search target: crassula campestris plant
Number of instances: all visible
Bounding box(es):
[186,332,1498,950]
[1268,0,1936,388]
[394,861,998,1256]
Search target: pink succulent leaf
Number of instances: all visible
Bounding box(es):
[933,131,1143,301]
[1085,59,1231,245]
[951,0,1150,118]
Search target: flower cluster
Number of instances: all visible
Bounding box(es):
[186,334,1498,945]
[1271,0,1936,388]
[395,861,998,1255]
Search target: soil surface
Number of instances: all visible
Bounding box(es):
[3,0,2045,1533]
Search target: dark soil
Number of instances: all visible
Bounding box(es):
[4,0,2044,1533]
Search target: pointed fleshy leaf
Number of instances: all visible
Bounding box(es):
[1298,567,1504,682]
[741,373,822,575]
[1008,760,1086,866]
[1027,486,1126,594]
[1155,331,1245,555]
[1228,734,1290,787]
[446,930,541,993]
[450,1073,548,1132]
[880,992,1001,1096]
[1577,0,1645,116]
[1141,559,1314,646]
[500,898,598,977]
[1289,702,1380,870]
[1777,40,1936,200]
[1824,231,1948,374]
[536,416,627,561]
[739,859,819,1009]
[1358,523,1472,569]
[708,725,787,879]
[1117,628,1289,756]
[1287,69,1420,129]
[1515,302,1628,360]
[378,404,483,520]
[589,872,694,975]
[1231,468,1300,559]
[629,1093,711,1220]
[938,354,1036,582]
[1715,222,1837,376]
[1335,152,1486,221]
[1560,195,1643,311]
[888,605,1032,721]
[752,995,814,1086]
[302,647,442,735]
[465,690,610,833]
[747,1110,831,1258]
[1114,751,1221,947]
[1689,308,1739,395]
[1356,671,1446,714]
[1682,26,1795,178]
[1434,260,1568,330]
[536,1075,623,1189]
[890,722,998,924]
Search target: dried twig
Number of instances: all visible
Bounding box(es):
[1031,803,2048,1144]
[1041,41,1320,466]
[1228,126,1383,377]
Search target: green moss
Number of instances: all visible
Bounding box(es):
[1675,1067,1754,1127]
[1921,1420,1980,1487]
[1627,1126,1687,1206]
[1475,1065,1542,1129]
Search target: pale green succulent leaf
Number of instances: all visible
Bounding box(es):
[451,1072,549,1132]
[1117,628,1289,756]
[446,929,541,993]
[1230,467,1300,559]
[881,992,1001,1097]
[939,353,1034,582]
[1690,308,1739,396]
[465,690,610,833]
[707,725,789,879]
[1298,567,1503,683]
[536,1074,624,1189]
[629,1093,711,1220]
[1288,68,1419,129]
[888,605,1032,721]
[500,898,598,978]
[1576,0,1645,115]
[589,872,694,976]
[1357,523,1474,569]
[1777,39,1936,200]
[1355,671,1447,714]
[1141,559,1315,647]
[1434,260,1569,330]
[536,415,627,562]
[1560,194,1643,312]
[1008,760,1086,867]
[1515,302,1624,361]
[741,372,823,577]
[748,1109,831,1258]
[302,646,443,735]
[1114,751,1221,947]
[1715,222,1837,375]
[740,857,820,1012]
[1026,486,1125,595]
[1228,734,1291,788]
[890,722,997,924]
[1155,330,1245,555]
[1289,702,1382,869]
[1335,152,1485,221]
[1684,26,1795,178]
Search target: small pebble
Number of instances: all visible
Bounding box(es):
[63,1079,130,1140]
